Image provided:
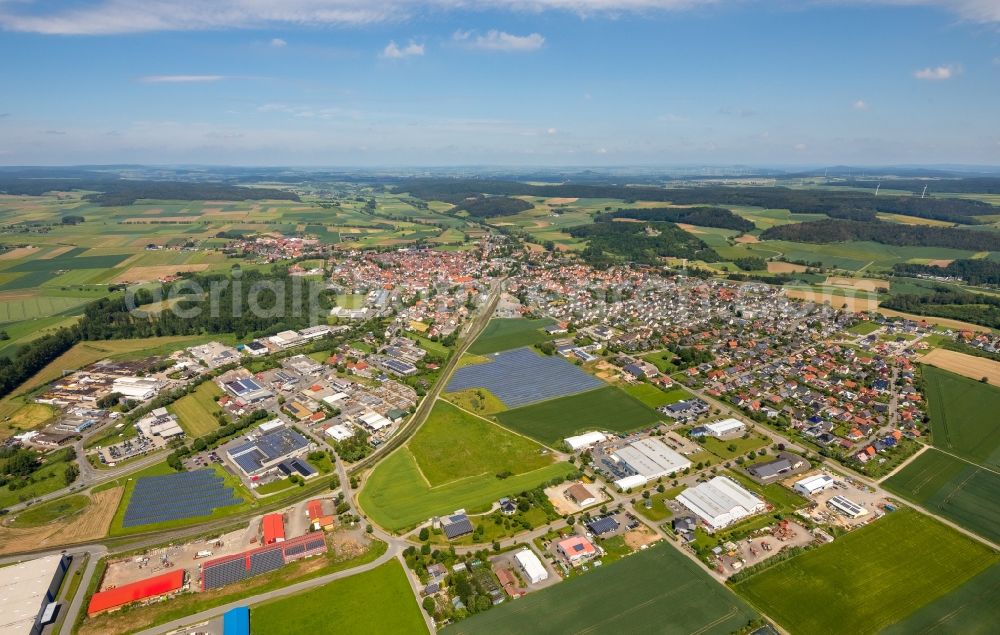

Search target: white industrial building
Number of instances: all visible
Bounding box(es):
[702,418,746,438]
[612,437,691,489]
[793,474,836,496]
[676,476,767,530]
[0,554,69,635]
[514,549,548,584]
[357,411,392,432]
[137,409,184,440]
[324,424,355,442]
[564,431,607,451]
[112,377,163,401]
[828,495,869,519]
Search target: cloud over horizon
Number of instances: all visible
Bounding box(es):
[913,64,959,80]
[381,39,425,59]
[453,29,545,52]
[1,1,998,35]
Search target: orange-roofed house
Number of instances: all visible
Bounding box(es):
[88,570,185,616]
[307,500,335,531]
[556,535,598,564]
[262,513,285,545]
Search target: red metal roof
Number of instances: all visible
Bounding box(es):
[262,513,285,544]
[306,500,324,520]
[88,570,184,615]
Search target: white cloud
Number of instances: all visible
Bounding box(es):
[139,75,225,83]
[4,1,997,36]
[381,40,424,59]
[793,143,808,151]
[269,38,287,48]
[547,127,558,134]
[453,29,545,52]
[914,65,959,80]
[853,99,869,110]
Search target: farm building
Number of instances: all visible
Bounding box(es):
[564,483,598,507]
[690,418,746,438]
[228,425,312,477]
[0,554,69,635]
[827,495,869,519]
[514,549,548,584]
[88,570,185,616]
[793,474,835,496]
[262,514,285,545]
[557,536,598,564]
[676,476,766,530]
[564,431,607,451]
[612,437,692,488]
[440,511,474,540]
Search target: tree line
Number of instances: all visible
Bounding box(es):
[568,221,719,267]
[454,196,532,218]
[892,259,1000,286]
[880,290,1000,329]
[602,206,754,231]
[760,219,1000,252]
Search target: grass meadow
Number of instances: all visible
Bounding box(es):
[467,318,556,355]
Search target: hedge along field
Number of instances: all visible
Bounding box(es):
[496,385,661,446]
[733,508,999,635]
[882,448,1000,544]
[444,542,757,635]
[922,365,1000,469]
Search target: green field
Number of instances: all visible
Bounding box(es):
[621,383,689,408]
[846,321,881,335]
[444,542,757,635]
[733,509,999,635]
[8,494,89,527]
[882,562,1000,635]
[359,447,574,531]
[409,401,553,485]
[0,449,77,509]
[922,365,1000,468]
[467,318,555,355]
[168,381,224,437]
[496,386,661,445]
[883,449,1000,544]
[250,560,427,635]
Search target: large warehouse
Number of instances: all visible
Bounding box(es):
[676,476,767,530]
[0,554,69,635]
[612,437,691,489]
[228,425,311,477]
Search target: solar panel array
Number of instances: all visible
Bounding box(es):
[122,469,242,528]
[201,536,329,590]
[447,346,604,408]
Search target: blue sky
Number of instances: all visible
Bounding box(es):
[0,1,998,166]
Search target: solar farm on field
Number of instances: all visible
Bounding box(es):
[733,508,999,635]
[496,385,661,445]
[882,562,1000,635]
[466,318,555,355]
[444,542,757,635]
[922,365,1000,468]
[122,469,242,528]
[250,560,428,635]
[882,448,1000,543]
[446,347,604,408]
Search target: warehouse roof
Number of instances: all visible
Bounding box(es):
[0,554,66,635]
[88,570,184,615]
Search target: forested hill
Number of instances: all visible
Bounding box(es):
[604,207,754,232]
[760,219,1000,252]
[454,196,532,218]
[395,179,996,224]
[0,173,298,205]
[829,178,1000,195]
[568,221,718,267]
[892,259,1000,286]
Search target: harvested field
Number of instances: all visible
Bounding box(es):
[825,276,890,292]
[676,223,705,234]
[113,264,210,283]
[0,487,122,554]
[0,246,40,260]
[734,234,760,244]
[767,261,807,273]
[546,197,578,204]
[920,349,1000,385]
[926,259,954,267]
[786,289,879,313]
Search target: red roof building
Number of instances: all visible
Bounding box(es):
[262,513,286,544]
[88,570,185,616]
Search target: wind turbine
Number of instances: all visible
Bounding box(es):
[874,183,881,197]
[921,185,928,199]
